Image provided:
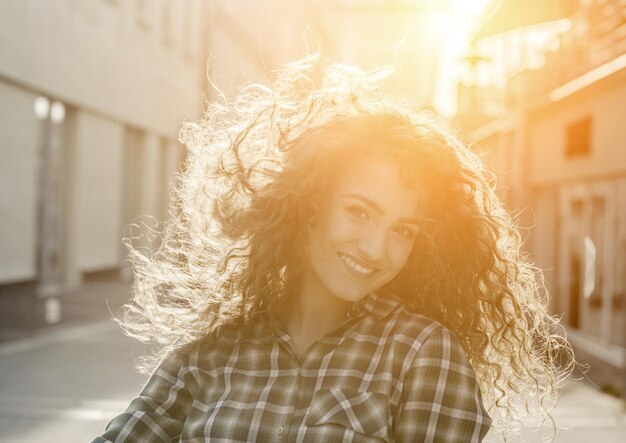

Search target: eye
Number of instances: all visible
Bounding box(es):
[347,205,369,220]
[394,226,416,239]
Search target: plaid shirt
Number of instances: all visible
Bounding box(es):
[92,290,491,442]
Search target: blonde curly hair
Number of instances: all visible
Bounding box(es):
[118,54,574,432]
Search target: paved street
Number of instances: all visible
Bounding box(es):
[0,320,148,442]
[0,318,624,442]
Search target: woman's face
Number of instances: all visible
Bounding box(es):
[303,154,421,304]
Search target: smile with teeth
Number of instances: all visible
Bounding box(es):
[339,253,376,276]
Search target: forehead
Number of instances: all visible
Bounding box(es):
[331,155,421,215]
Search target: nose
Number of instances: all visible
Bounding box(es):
[356,227,387,264]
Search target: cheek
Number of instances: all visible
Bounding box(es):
[324,211,359,243]
[306,220,346,263]
[388,242,414,274]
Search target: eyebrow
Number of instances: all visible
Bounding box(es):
[342,193,421,226]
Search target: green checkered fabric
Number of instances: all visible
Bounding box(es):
[92,290,491,442]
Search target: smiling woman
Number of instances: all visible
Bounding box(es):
[281,152,423,357]
[305,154,421,301]
[91,55,574,442]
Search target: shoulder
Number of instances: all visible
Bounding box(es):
[381,299,446,346]
[380,298,467,363]
[389,308,480,389]
[389,309,479,392]
[391,306,445,336]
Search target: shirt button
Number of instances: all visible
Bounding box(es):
[278,426,284,435]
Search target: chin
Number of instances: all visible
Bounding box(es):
[328,280,374,303]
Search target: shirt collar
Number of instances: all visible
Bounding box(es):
[347,288,404,321]
[257,288,405,339]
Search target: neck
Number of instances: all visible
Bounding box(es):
[279,273,351,342]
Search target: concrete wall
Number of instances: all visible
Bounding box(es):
[0,0,204,138]
[0,0,203,285]
[531,187,559,312]
[72,111,125,272]
[138,134,165,224]
[0,81,40,282]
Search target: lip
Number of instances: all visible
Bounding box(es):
[338,252,378,280]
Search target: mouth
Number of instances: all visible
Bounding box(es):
[338,252,378,279]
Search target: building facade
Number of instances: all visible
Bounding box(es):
[0,0,450,335]
[458,0,626,393]
[0,0,208,333]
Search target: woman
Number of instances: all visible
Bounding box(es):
[92,56,573,442]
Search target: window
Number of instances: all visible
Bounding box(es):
[565,116,592,157]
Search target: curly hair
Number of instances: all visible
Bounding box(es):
[118,54,574,431]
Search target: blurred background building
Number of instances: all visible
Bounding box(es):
[1,0,623,400]
[0,0,453,337]
[456,0,625,395]
[0,0,208,335]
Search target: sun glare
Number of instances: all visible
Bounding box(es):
[433,0,495,116]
